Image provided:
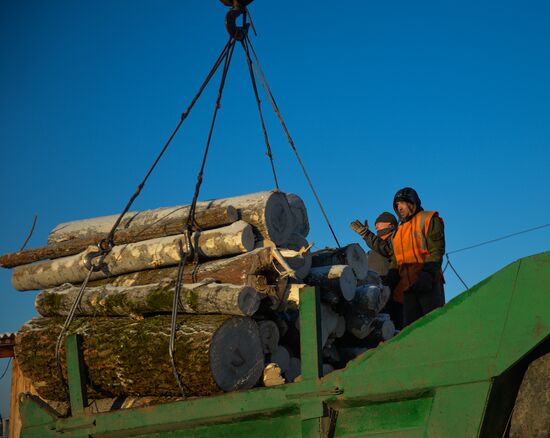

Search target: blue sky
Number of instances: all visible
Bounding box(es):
[1,1,549,416]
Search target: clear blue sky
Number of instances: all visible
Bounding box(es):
[1,0,549,417]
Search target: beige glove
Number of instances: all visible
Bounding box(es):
[350,219,369,237]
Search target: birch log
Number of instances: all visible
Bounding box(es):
[89,247,274,289]
[306,265,357,301]
[286,193,309,237]
[15,315,264,401]
[0,207,238,268]
[35,281,261,317]
[312,244,368,281]
[12,221,254,291]
[47,205,241,245]
[210,191,294,245]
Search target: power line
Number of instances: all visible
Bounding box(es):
[447,223,550,256]
[443,222,550,291]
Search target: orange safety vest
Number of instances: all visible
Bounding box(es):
[392,211,439,303]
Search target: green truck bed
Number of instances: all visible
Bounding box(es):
[19,251,550,437]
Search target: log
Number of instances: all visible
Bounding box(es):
[368,314,396,342]
[279,249,312,281]
[320,303,339,347]
[285,233,309,252]
[353,284,382,316]
[334,315,346,338]
[286,193,309,237]
[15,315,264,401]
[312,244,368,281]
[186,191,294,246]
[270,345,290,374]
[345,311,375,339]
[284,357,301,383]
[306,265,357,301]
[48,205,240,245]
[90,247,274,289]
[12,221,255,291]
[0,206,238,268]
[322,339,341,364]
[257,320,280,355]
[35,281,261,317]
[262,363,285,387]
[285,283,304,310]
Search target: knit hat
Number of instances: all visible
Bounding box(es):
[375,211,398,229]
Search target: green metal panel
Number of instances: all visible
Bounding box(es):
[333,394,433,437]
[65,335,87,416]
[18,252,550,437]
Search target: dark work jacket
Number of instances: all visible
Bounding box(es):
[362,229,394,278]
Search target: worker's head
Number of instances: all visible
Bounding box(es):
[393,187,422,221]
[374,212,398,236]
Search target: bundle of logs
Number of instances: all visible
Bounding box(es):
[2,190,395,410]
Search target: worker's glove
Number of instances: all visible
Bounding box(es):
[413,271,434,293]
[350,219,369,237]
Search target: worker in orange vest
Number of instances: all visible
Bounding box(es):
[388,187,445,326]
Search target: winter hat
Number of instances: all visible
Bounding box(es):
[393,187,422,212]
[375,212,398,229]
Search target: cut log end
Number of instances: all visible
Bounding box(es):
[344,244,369,281]
[238,286,262,316]
[263,192,293,246]
[209,317,264,392]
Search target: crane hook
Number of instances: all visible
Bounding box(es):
[220,0,253,40]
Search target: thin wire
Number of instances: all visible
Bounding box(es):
[168,240,190,397]
[445,254,469,290]
[19,214,38,251]
[240,37,279,189]
[241,27,277,181]
[169,39,236,398]
[447,223,550,256]
[245,34,341,248]
[0,357,12,380]
[103,38,233,250]
[54,265,95,388]
[185,39,236,231]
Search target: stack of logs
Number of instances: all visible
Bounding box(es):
[1,190,395,411]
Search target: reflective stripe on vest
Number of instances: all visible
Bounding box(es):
[393,211,437,265]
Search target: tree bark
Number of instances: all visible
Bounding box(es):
[312,244,368,281]
[286,193,309,237]
[306,265,357,301]
[12,221,254,291]
[15,315,264,401]
[0,207,238,268]
[35,281,261,317]
[89,247,274,289]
